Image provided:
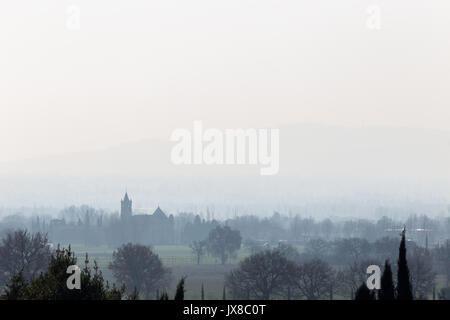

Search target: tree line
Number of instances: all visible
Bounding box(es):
[1,227,449,300]
[225,230,448,300]
[2,207,450,248]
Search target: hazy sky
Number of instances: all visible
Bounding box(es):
[1,0,449,162]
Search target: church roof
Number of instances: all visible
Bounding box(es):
[124,192,130,201]
[152,206,167,219]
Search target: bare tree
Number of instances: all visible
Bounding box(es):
[291,259,335,300]
[0,230,51,286]
[109,243,171,298]
[305,239,330,259]
[189,240,206,265]
[434,240,450,287]
[408,247,435,299]
[334,238,371,264]
[225,249,295,300]
[275,242,302,263]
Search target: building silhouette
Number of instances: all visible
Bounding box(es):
[120,192,132,220]
[119,192,175,245]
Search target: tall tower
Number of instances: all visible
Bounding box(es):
[121,192,132,220]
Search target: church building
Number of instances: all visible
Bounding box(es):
[119,192,174,245]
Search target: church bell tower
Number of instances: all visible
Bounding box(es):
[121,192,132,220]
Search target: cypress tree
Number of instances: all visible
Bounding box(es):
[159,292,169,300]
[378,260,395,300]
[201,283,205,300]
[174,277,186,300]
[355,282,376,300]
[127,287,139,300]
[396,229,413,300]
[2,247,125,300]
[222,286,226,300]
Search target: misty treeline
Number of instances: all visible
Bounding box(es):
[228,237,449,300]
[1,206,450,300]
[0,205,449,247]
[0,227,450,300]
[227,230,450,300]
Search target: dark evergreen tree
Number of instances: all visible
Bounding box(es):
[127,287,139,300]
[1,246,125,300]
[354,282,376,300]
[201,283,205,300]
[2,270,28,300]
[174,277,185,300]
[222,285,226,300]
[159,292,169,300]
[378,260,395,300]
[396,229,413,300]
